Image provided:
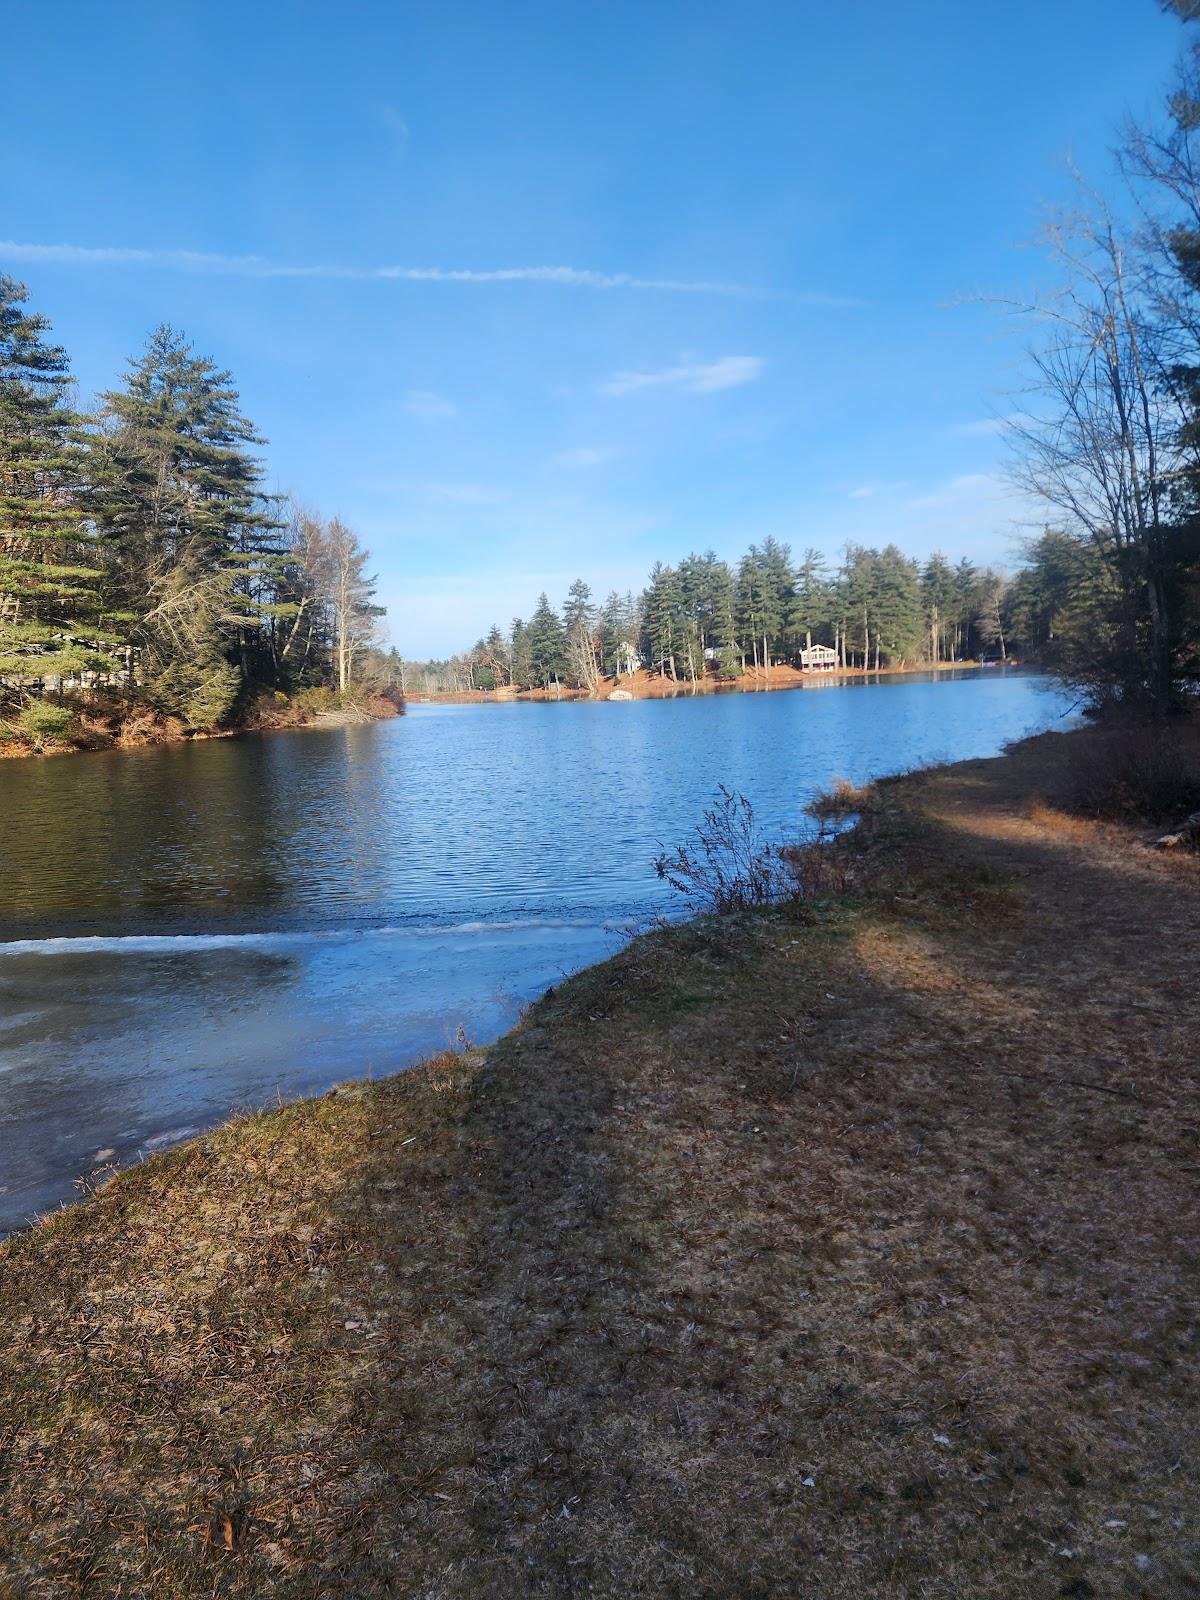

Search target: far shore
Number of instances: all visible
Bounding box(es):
[0,662,1021,760]
[408,656,1015,705]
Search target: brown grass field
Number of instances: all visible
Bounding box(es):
[1,725,1197,1597]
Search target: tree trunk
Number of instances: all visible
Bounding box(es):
[1147,567,1172,716]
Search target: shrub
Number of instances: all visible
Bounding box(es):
[807,776,873,820]
[15,700,74,751]
[1066,720,1200,821]
[655,787,798,914]
[145,660,242,730]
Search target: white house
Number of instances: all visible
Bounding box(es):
[799,643,838,673]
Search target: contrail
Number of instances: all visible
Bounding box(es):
[0,239,861,305]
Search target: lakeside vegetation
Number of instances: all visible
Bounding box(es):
[1,722,1196,1596]
[0,282,401,756]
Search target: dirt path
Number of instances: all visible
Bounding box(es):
[1,736,1197,1597]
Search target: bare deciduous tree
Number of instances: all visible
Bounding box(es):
[998,189,1191,712]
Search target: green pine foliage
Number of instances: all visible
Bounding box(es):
[1,279,385,746]
[86,326,286,719]
[437,537,1035,696]
[0,277,122,706]
[526,592,567,688]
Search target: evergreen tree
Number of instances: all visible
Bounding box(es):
[1005,529,1118,675]
[562,577,600,690]
[839,545,875,667]
[87,326,280,724]
[0,277,121,708]
[921,553,958,666]
[789,547,832,649]
[481,623,510,686]
[757,536,795,662]
[642,563,681,679]
[735,552,763,670]
[509,616,534,689]
[526,592,567,688]
[736,539,793,677]
[873,545,924,664]
[697,552,739,677]
[598,589,640,675]
[675,554,710,686]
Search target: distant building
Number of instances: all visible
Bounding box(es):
[799,643,838,673]
[613,640,642,676]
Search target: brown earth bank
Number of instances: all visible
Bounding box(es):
[0,723,1197,1597]
[408,659,1007,704]
[0,690,404,760]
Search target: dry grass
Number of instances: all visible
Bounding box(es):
[2,728,1199,1596]
[806,775,875,820]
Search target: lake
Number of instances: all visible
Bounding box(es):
[0,669,1072,1233]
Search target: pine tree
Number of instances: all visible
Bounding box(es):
[921,554,958,666]
[757,536,794,664]
[481,623,510,686]
[642,563,681,679]
[509,617,534,689]
[789,547,832,650]
[87,326,280,724]
[598,590,637,675]
[675,554,708,686]
[0,277,121,710]
[874,545,924,664]
[562,577,599,690]
[700,553,739,677]
[526,592,567,689]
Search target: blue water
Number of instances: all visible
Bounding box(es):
[0,669,1072,1232]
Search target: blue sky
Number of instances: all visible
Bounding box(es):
[1,0,1187,656]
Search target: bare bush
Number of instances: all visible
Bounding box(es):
[1065,720,1200,821]
[654,788,794,913]
[779,835,852,898]
[655,787,850,914]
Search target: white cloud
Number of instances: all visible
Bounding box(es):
[0,239,752,296]
[404,389,457,422]
[422,482,506,505]
[600,355,765,397]
[847,479,907,501]
[545,446,615,470]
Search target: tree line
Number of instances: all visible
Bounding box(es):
[0,279,388,744]
[411,540,1019,694]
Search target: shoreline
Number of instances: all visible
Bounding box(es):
[409,657,1017,705]
[1,722,1196,1593]
[0,663,1019,756]
[0,691,404,762]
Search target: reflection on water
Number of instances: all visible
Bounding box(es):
[0,669,1072,1232]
